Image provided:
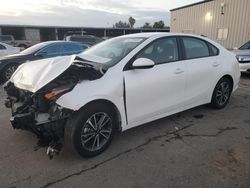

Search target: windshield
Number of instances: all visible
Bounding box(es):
[82,37,146,67]
[20,42,52,55]
[239,41,250,50]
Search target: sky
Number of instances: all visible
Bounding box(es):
[0,0,200,27]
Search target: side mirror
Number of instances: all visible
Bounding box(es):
[132,58,155,69]
[233,47,238,50]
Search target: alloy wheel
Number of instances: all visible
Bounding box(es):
[215,82,230,106]
[81,112,112,152]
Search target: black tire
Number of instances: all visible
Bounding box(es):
[210,77,233,109]
[64,102,117,158]
[2,64,19,82]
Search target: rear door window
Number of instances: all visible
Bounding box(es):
[182,37,210,59]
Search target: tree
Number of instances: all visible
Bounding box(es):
[113,21,130,28]
[142,22,152,28]
[153,20,165,28]
[128,17,136,28]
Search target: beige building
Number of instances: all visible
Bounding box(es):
[170,0,250,49]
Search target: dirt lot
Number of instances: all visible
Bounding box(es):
[0,74,250,188]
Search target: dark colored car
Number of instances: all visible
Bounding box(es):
[0,41,88,81]
[65,35,104,46]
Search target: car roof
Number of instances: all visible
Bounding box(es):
[39,40,80,45]
[118,32,205,39]
[69,34,103,39]
[116,32,224,50]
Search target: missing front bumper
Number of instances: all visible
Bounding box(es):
[10,112,34,130]
[4,82,72,158]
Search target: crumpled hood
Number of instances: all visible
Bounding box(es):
[11,54,110,93]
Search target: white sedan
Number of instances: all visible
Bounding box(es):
[4,33,240,158]
[0,42,20,57]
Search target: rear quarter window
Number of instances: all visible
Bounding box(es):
[208,43,219,56]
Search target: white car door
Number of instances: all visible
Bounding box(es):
[181,37,222,108]
[124,37,186,125]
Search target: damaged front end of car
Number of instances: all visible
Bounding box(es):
[4,81,74,158]
[4,55,108,158]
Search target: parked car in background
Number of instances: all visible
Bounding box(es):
[0,41,87,81]
[4,33,240,158]
[233,40,250,72]
[65,35,104,46]
[0,35,33,49]
[0,42,20,57]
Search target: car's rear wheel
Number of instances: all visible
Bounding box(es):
[211,77,233,109]
[64,103,116,158]
[3,64,19,81]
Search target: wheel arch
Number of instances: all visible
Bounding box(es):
[219,74,234,89]
[210,74,234,102]
[78,99,122,132]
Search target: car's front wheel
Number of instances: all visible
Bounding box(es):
[211,77,233,109]
[64,102,116,158]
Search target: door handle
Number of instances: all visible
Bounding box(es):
[174,68,184,74]
[212,62,219,67]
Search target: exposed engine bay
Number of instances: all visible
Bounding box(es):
[4,57,106,158]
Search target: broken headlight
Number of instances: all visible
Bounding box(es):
[44,85,73,100]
